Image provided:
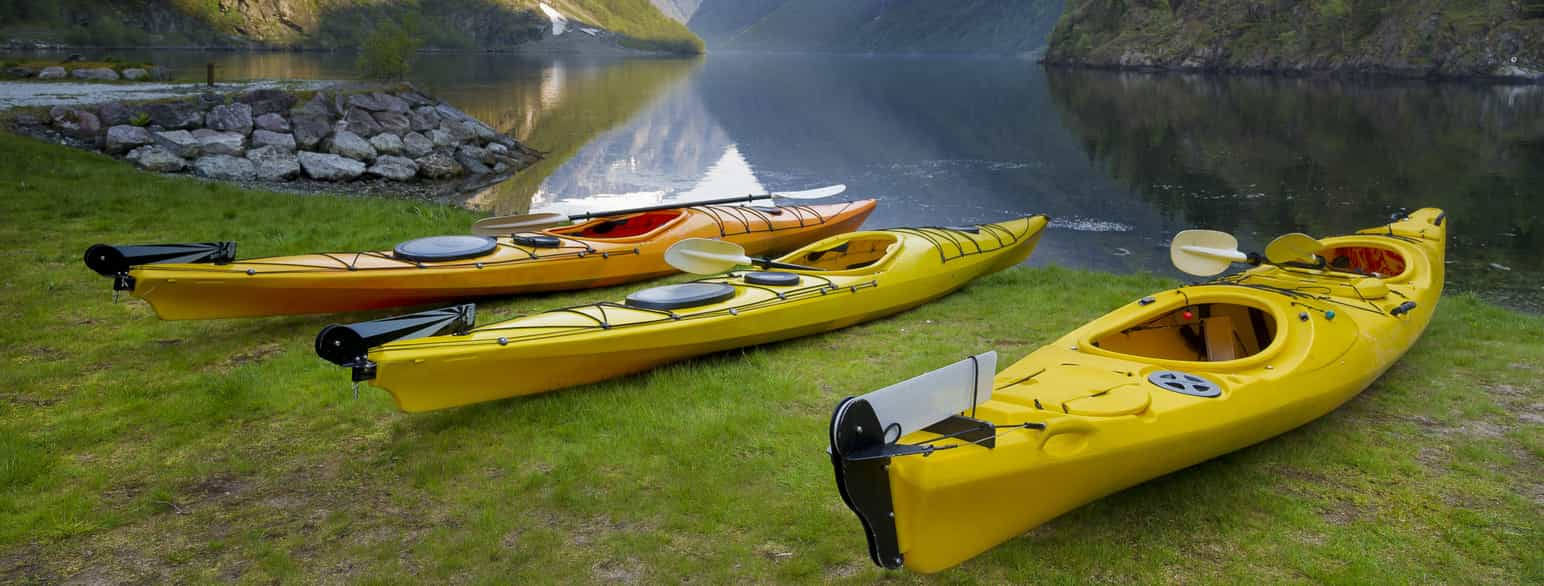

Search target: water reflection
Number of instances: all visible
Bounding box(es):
[1045,69,1544,308]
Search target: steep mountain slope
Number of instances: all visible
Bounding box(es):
[688,0,1064,54]
[0,0,703,53]
[648,0,703,23]
[1046,0,1544,80]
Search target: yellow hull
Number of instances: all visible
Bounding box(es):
[359,216,1048,412]
[846,209,1446,573]
[122,200,876,319]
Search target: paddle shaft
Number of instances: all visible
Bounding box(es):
[754,258,821,272]
[567,194,776,221]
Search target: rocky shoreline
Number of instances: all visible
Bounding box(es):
[9,84,543,199]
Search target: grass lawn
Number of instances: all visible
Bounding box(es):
[1,131,1540,583]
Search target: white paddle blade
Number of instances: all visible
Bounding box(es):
[471,212,568,236]
[664,238,751,274]
[1265,233,1323,264]
[847,352,997,445]
[1171,229,1244,276]
[773,184,846,200]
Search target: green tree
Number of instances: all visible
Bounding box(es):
[355,20,422,81]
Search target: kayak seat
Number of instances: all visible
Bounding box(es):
[793,236,898,271]
[1093,303,1276,362]
[394,235,498,262]
[553,211,682,239]
[625,283,736,311]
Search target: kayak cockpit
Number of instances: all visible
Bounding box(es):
[551,211,684,240]
[786,235,899,271]
[1324,244,1407,278]
[1091,302,1279,362]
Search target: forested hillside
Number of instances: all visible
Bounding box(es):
[0,0,703,53]
[688,0,1064,54]
[1046,0,1543,80]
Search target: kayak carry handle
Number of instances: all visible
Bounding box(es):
[315,304,478,378]
[1390,301,1418,317]
[84,241,237,276]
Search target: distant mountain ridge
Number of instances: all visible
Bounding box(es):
[1046,0,1544,80]
[0,0,703,54]
[686,0,1064,54]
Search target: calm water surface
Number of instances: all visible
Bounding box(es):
[24,50,1544,310]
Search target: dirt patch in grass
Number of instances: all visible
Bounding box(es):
[591,557,646,583]
[207,343,284,373]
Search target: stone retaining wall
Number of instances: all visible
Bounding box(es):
[16,84,542,189]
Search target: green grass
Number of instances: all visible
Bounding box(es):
[1,132,1540,582]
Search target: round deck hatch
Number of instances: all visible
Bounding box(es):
[512,234,562,248]
[744,271,800,286]
[1147,371,1222,397]
[394,235,497,262]
[625,283,737,311]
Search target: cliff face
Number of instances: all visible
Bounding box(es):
[0,0,703,54]
[1046,0,1544,80]
[688,0,1064,54]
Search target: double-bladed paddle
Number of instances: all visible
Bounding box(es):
[664,238,820,274]
[1170,230,1328,276]
[470,184,848,236]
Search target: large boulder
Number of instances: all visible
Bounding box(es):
[237,88,297,116]
[71,67,119,81]
[5,66,36,78]
[408,106,440,132]
[415,152,463,179]
[192,155,256,181]
[197,131,246,156]
[290,114,331,150]
[376,92,410,112]
[427,128,455,148]
[145,101,204,129]
[399,90,434,107]
[105,125,154,153]
[342,107,383,137]
[327,130,376,162]
[207,103,254,135]
[254,112,290,132]
[367,155,419,181]
[152,130,201,158]
[95,102,135,127]
[37,66,66,79]
[251,129,296,151]
[121,68,148,81]
[346,93,387,112]
[298,151,365,181]
[402,132,434,158]
[294,92,337,119]
[368,132,404,156]
[246,145,301,181]
[441,119,479,144]
[126,145,187,172]
[373,110,411,134]
[51,108,101,140]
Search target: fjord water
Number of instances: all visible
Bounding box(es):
[52,51,1544,309]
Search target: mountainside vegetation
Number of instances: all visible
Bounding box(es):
[688,0,1064,54]
[0,0,703,54]
[1047,0,1544,80]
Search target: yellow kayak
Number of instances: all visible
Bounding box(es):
[83,200,876,320]
[317,215,1049,412]
[830,208,1446,573]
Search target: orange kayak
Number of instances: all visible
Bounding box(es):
[85,200,876,319]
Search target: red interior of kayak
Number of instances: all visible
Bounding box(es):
[553,211,683,239]
[1325,246,1406,276]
